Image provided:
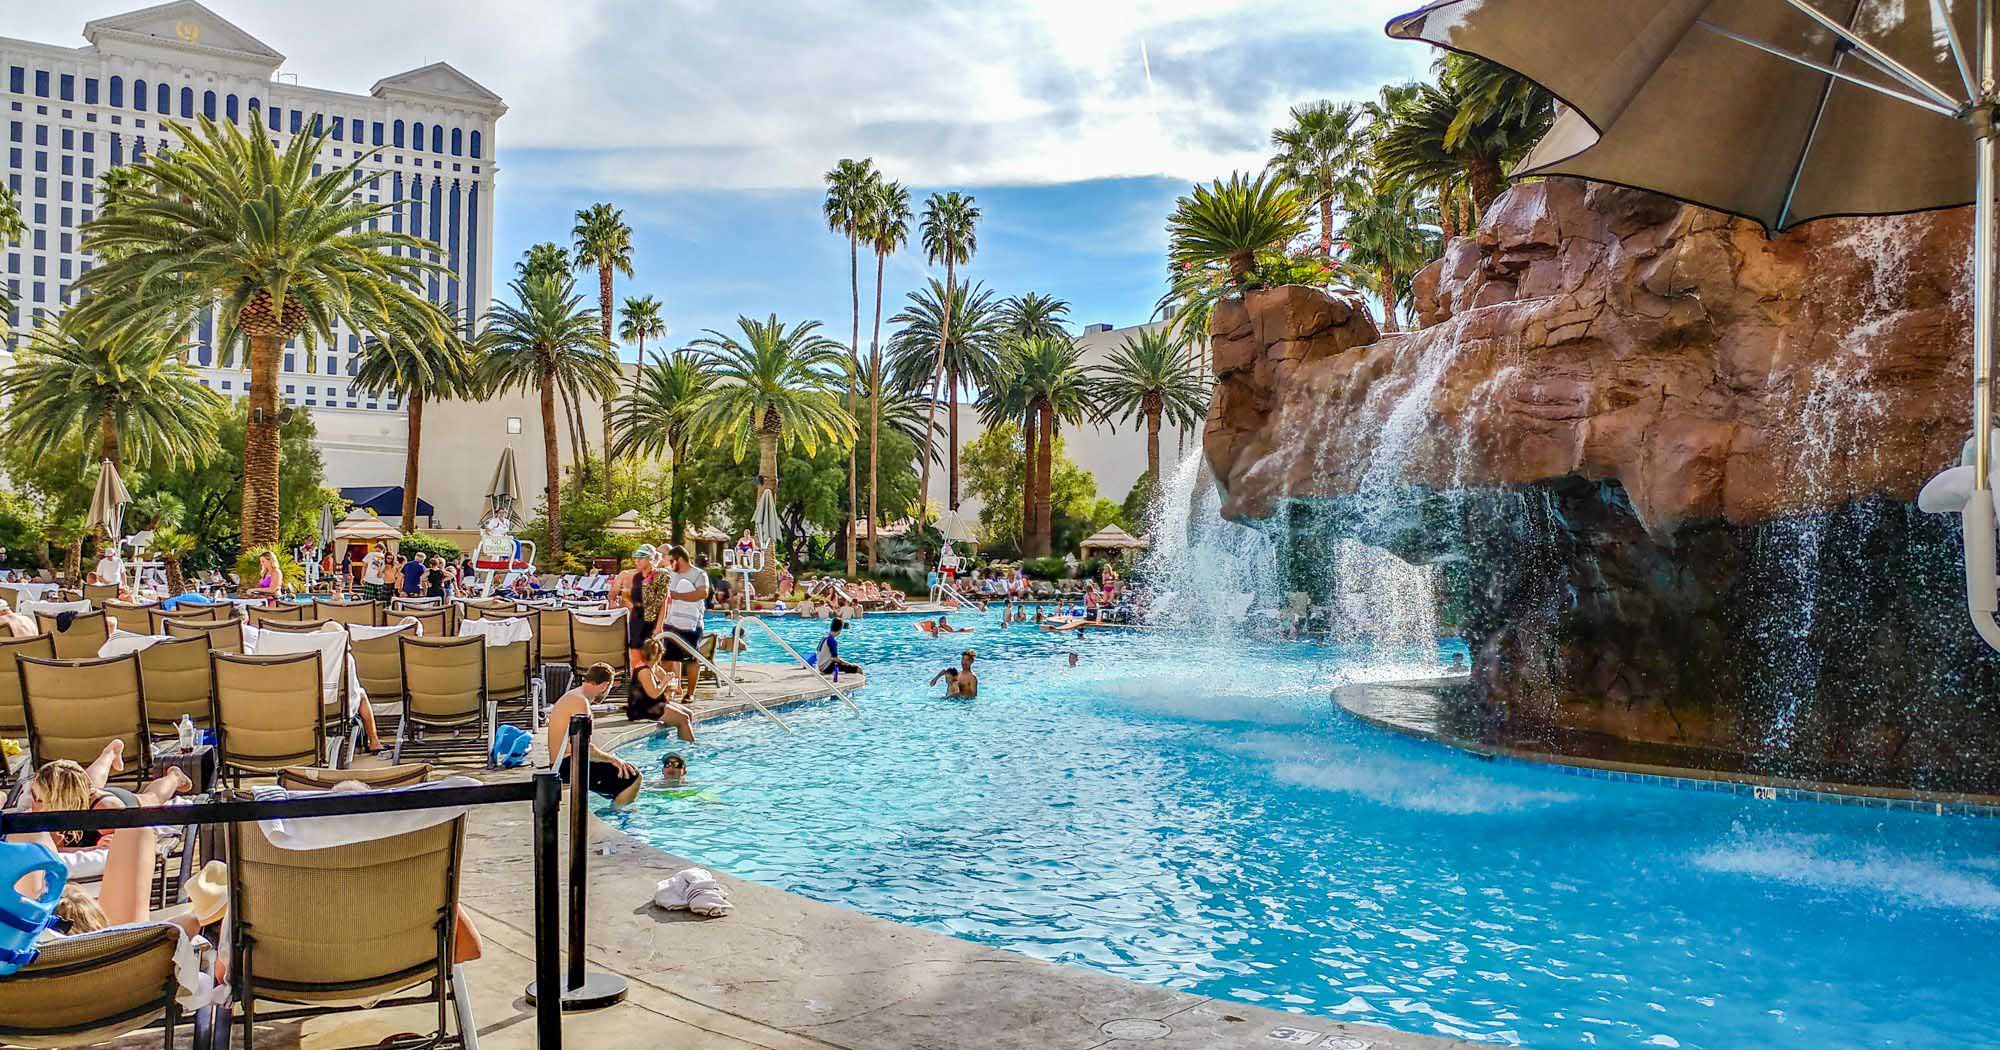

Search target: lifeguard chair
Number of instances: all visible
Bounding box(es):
[722,544,765,610]
[472,512,537,597]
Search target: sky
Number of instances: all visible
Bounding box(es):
[21,0,1436,354]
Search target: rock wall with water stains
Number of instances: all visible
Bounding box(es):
[1203,178,2000,792]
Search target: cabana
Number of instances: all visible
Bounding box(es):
[1079,525,1149,562]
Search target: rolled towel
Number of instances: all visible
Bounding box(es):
[654,866,734,917]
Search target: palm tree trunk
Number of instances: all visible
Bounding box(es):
[559,383,586,494]
[668,435,686,547]
[242,330,285,547]
[1378,266,1401,334]
[97,405,120,472]
[1021,412,1038,555]
[755,419,780,596]
[1145,400,1162,485]
[540,368,564,560]
[401,391,425,531]
[1320,196,1335,259]
[868,251,885,573]
[163,555,185,597]
[1033,400,1055,557]
[846,233,860,578]
[947,362,961,510]
[920,258,953,519]
[598,265,616,501]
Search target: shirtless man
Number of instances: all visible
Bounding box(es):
[544,662,642,809]
[928,649,978,697]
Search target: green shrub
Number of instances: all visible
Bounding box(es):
[1021,556,1068,580]
[396,532,465,563]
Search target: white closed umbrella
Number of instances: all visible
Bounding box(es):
[753,488,780,549]
[87,459,130,538]
[935,507,978,544]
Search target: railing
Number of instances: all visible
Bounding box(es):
[938,582,978,608]
[727,616,863,717]
[652,627,793,733]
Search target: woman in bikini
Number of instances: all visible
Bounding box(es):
[626,636,697,743]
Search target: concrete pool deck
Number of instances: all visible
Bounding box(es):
[164,662,1479,1050]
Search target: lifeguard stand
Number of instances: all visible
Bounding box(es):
[722,544,764,611]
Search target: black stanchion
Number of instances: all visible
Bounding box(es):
[530,770,565,1049]
[525,714,629,1011]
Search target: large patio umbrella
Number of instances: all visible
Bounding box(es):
[331,509,402,543]
[86,459,129,539]
[935,507,979,544]
[485,447,520,521]
[1387,0,2000,651]
[752,488,781,549]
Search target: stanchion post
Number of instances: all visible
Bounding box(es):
[530,770,564,1048]
[527,713,629,1011]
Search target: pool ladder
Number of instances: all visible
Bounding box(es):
[728,616,864,719]
[652,628,794,733]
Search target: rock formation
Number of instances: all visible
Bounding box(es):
[1204,178,2000,792]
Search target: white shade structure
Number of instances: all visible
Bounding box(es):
[331,509,402,542]
[1079,525,1149,560]
[606,510,645,536]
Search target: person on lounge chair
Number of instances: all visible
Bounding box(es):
[545,663,644,809]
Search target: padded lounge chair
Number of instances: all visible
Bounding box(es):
[82,581,120,607]
[254,619,336,635]
[395,605,452,638]
[144,604,232,635]
[0,632,55,784]
[224,815,479,1050]
[570,614,626,677]
[275,762,432,791]
[103,599,161,633]
[0,921,216,1049]
[33,609,111,660]
[138,634,217,737]
[164,616,246,654]
[537,608,573,666]
[210,650,327,782]
[18,652,149,785]
[393,636,489,764]
[313,599,381,628]
[244,604,310,628]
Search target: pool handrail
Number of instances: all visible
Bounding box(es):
[727,615,863,717]
[652,626,794,733]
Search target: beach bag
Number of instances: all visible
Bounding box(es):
[491,724,533,768]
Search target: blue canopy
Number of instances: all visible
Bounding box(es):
[339,486,433,518]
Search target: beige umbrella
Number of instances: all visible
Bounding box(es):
[1388,0,2000,649]
[87,459,130,538]
[485,446,521,520]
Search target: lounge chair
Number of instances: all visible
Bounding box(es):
[0,921,218,1049]
[351,624,411,717]
[313,599,381,629]
[569,614,626,678]
[164,616,246,654]
[33,609,111,660]
[0,632,55,784]
[244,604,310,628]
[394,636,490,764]
[138,634,217,738]
[81,581,120,608]
[18,652,150,785]
[254,619,336,635]
[246,624,360,767]
[102,599,161,633]
[143,604,232,635]
[275,762,432,791]
[210,650,328,782]
[394,605,452,638]
[224,813,479,1050]
[536,608,573,666]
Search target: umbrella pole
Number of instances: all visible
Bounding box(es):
[1968,0,2000,650]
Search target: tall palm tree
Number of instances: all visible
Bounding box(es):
[1166,171,1309,281]
[475,273,619,561]
[352,299,478,530]
[0,314,224,470]
[74,116,446,546]
[1267,101,1368,259]
[686,315,856,590]
[886,278,1004,510]
[610,351,712,546]
[520,242,571,282]
[974,350,1040,552]
[1009,335,1095,557]
[917,191,980,511]
[1091,328,1211,485]
[1374,54,1554,216]
[859,179,911,570]
[1338,179,1441,333]
[999,292,1071,341]
[618,295,667,361]
[824,157,881,576]
[0,184,21,311]
[572,203,635,498]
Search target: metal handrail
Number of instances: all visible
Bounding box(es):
[727,615,863,717]
[652,626,793,733]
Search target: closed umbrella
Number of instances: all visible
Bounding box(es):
[1387,0,2000,649]
[86,459,129,539]
[753,488,781,549]
[485,446,520,521]
[318,502,337,548]
[935,507,978,544]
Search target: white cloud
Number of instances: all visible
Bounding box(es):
[23,1,1434,189]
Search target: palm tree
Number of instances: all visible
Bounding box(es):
[572,203,635,497]
[1267,101,1368,259]
[520,242,571,282]
[686,316,856,589]
[1009,335,1095,557]
[1338,179,1441,333]
[859,179,911,570]
[886,278,1004,510]
[999,292,1071,341]
[1166,171,1309,282]
[352,300,478,530]
[74,116,446,546]
[0,314,224,470]
[824,157,881,576]
[149,527,196,596]
[618,295,667,361]
[1092,328,1211,485]
[917,191,980,511]
[974,351,1039,552]
[610,351,712,546]
[0,184,21,311]
[475,273,619,561]
[1374,54,1554,216]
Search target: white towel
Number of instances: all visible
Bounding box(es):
[97,630,169,659]
[22,598,92,619]
[247,624,364,715]
[349,619,419,640]
[458,615,533,647]
[252,775,481,850]
[653,867,734,917]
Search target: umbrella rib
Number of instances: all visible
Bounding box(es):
[1778,69,1840,229]
[1695,19,1961,116]
[1930,0,1980,102]
[1782,0,1966,109]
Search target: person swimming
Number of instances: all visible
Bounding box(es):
[929,666,975,697]
[661,752,687,787]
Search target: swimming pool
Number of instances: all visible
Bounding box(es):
[607,608,2000,1050]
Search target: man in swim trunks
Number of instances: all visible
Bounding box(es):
[658,545,710,699]
[955,649,977,696]
[545,662,642,809]
[614,544,662,675]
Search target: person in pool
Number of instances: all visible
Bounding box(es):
[918,613,972,636]
[545,662,643,809]
[929,666,972,697]
[661,752,687,788]
[928,650,978,697]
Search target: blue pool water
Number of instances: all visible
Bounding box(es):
[607,609,2000,1050]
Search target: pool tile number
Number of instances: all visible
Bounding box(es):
[1319,1038,1371,1050]
[1267,1029,1322,1044]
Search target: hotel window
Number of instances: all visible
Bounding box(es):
[469,130,482,158]
[33,71,48,98]
[411,122,424,151]
[289,110,301,134]
[156,83,169,114]
[331,116,343,140]
[393,120,404,147]
[203,91,216,119]
[59,75,73,102]
[268,104,281,132]
[284,354,295,372]
[7,68,22,94]
[180,87,193,118]
[225,95,238,123]
[450,128,462,156]
[133,80,148,111]
[108,77,121,107]
[505,417,523,435]
[33,125,44,145]
[431,125,443,153]
[84,78,97,105]
[372,121,383,146]
[5,122,15,142]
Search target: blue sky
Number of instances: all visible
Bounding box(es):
[28,1,1436,354]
